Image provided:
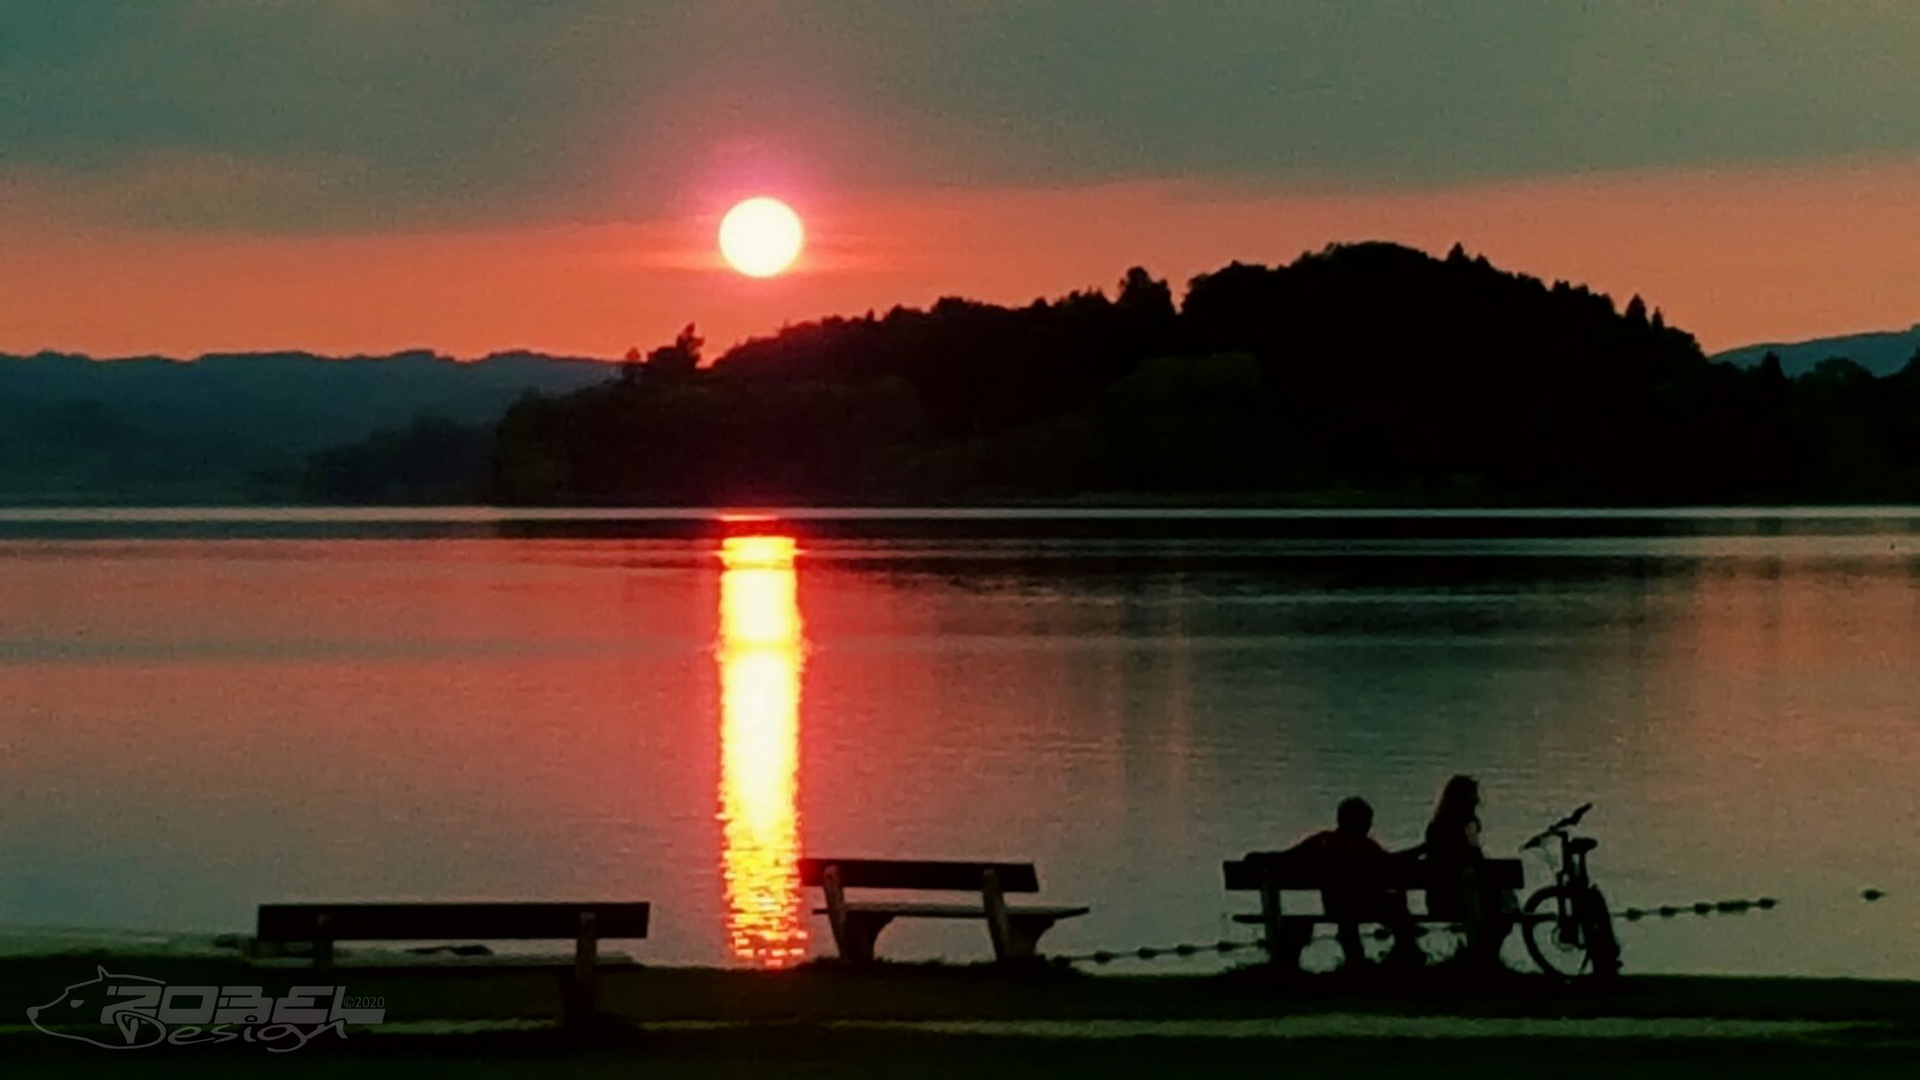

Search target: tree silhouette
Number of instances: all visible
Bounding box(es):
[646,324,703,377]
[278,241,1920,507]
[1624,295,1649,327]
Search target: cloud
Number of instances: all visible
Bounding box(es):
[4,2,1918,230]
[828,1,1920,186]
[0,1,681,228]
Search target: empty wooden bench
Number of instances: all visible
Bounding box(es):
[255,902,650,1025]
[798,858,1089,963]
[1223,853,1523,968]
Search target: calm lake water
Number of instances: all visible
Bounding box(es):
[3,508,1918,977]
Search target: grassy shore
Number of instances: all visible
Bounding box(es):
[8,955,1920,1076]
[11,953,1920,1024]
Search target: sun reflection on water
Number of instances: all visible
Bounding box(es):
[717,534,807,967]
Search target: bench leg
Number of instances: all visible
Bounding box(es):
[314,913,334,969]
[562,974,597,1030]
[835,912,896,963]
[1334,921,1367,969]
[1257,882,1302,971]
[565,912,598,1028]
[997,916,1059,961]
[1265,921,1307,972]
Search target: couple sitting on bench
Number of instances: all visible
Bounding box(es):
[1283,776,1514,969]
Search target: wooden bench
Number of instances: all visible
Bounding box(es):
[1223,853,1523,968]
[798,858,1089,963]
[255,902,650,1026]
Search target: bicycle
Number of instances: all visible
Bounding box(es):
[1518,802,1623,979]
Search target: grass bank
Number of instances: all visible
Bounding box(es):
[9,954,1920,1075]
[10,951,1920,1024]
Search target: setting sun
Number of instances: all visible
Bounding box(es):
[718,197,805,278]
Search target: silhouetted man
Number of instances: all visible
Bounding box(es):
[1285,797,1421,969]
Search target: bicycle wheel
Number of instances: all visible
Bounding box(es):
[1579,887,1623,978]
[1522,885,1596,978]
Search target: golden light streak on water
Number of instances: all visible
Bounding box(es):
[716,534,807,967]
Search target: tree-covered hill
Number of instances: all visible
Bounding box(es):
[17,242,1915,507]
[481,241,1920,506]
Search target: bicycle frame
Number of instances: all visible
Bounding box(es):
[1520,802,1621,976]
[1534,830,1591,941]
[1523,802,1594,891]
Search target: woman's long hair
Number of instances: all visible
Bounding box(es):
[1430,774,1481,831]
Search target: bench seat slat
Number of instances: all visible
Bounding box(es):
[802,855,1087,963]
[256,902,651,942]
[813,902,1090,920]
[1222,856,1524,893]
[798,858,1040,892]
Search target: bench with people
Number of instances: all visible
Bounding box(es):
[1224,775,1523,971]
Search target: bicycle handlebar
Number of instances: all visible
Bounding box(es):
[1522,802,1595,850]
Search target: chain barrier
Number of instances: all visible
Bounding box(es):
[1055,922,1469,966]
[1054,939,1265,966]
[1617,897,1778,921]
[1618,888,1887,921]
[1054,890,1890,966]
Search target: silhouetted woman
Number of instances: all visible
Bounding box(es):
[1424,775,1483,865]
[1421,774,1514,967]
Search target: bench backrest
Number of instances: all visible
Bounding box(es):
[257,902,651,942]
[1222,854,1523,893]
[797,858,1040,893]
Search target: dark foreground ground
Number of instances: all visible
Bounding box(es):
[7,955,1920,1077]
[9,1027,1920,1080]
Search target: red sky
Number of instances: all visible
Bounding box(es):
[5,157,1918,360]
[7,5,1920,361]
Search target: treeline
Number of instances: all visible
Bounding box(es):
[304,242,1920,506]
[0,350,608,504]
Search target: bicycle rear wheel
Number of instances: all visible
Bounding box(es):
[1522,886,1598,978]
[1580,887,1623,978]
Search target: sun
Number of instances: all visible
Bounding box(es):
[719,197,804,278]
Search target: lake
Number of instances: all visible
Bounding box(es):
[2,508,1917,977]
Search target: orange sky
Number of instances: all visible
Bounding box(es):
[4,156,1918,360]
[9,4,1920,362]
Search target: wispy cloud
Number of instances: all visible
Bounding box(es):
[5,2,1919,232]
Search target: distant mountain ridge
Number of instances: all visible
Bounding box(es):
[1712,325,1920,377]
[12,249,1920,508]
[0,350,615,504]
